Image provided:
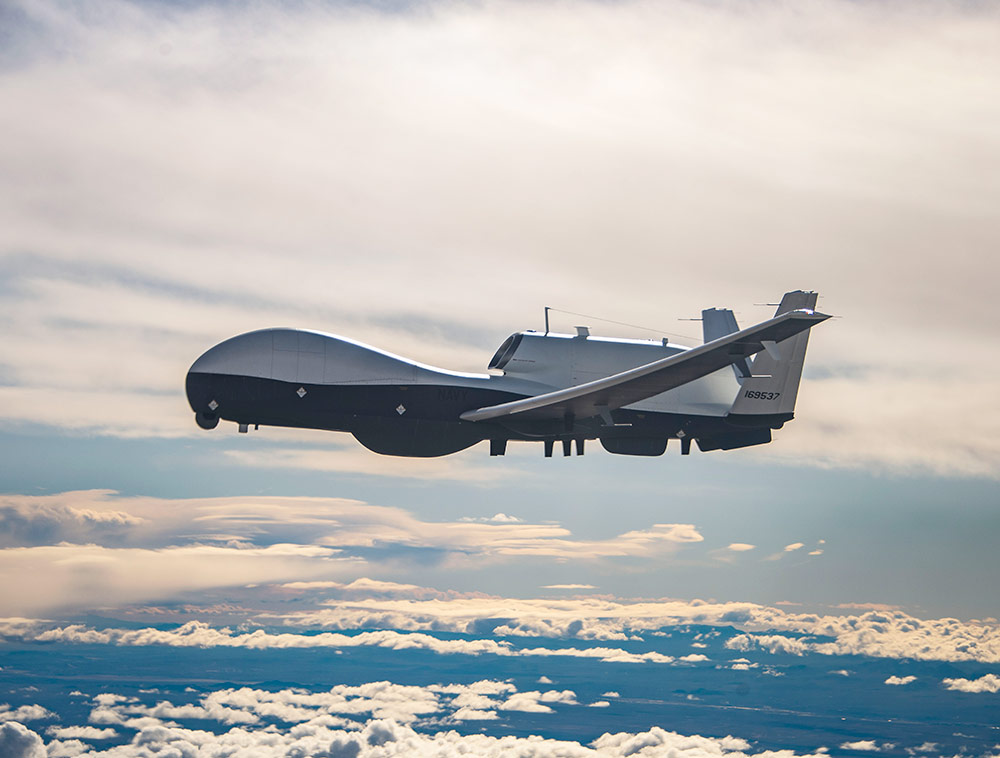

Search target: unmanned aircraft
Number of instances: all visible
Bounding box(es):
[186,290,829,457]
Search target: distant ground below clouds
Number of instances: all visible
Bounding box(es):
[2,588,999,757]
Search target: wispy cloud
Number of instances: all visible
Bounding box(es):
[0,491,703,614]
[0,0,998,477]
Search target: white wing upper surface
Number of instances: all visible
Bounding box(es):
[460,309,829,423]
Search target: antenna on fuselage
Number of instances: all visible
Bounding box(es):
[544,306,550,335]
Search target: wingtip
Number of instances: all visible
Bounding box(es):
[788,308,832,322]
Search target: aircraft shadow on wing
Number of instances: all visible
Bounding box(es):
[185,291,829,458]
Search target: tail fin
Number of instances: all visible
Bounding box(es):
[702,307,751,380]
[727,291,819,424]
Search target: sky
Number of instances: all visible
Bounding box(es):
[1,0,999,756]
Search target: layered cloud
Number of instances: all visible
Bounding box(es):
[0,491,705,615]
[1,0,999,476]
[18,620,677,665]
[4,585,999,665]
[273,595,1000,664]
[0,542,353,617]
[11,715,832,758]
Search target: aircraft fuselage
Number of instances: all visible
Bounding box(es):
[185,327,781,457]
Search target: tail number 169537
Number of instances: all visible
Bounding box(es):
[744,390,781,401]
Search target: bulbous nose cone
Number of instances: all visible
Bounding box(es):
[185,370,219,429]
[185,330,277,430]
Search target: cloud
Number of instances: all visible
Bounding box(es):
[488,513,522,523]
[840,740,880,752]
[0,705,55,723]
[0,491,704,614]
[764,541,825,562]
[726,634,811,657]
[14,581,986,669]
[78,679,582,737]
[451,708,497,721]
[45,726,117,740]
[1,0,999,477]
[727,543,756,552]
[16,620,677,665]
[942,674,1000,694]
[15,706,833,758]
[0,491,700,559]
[0,722,46,758]
[678,654,710,663]
[276,595,1000,663]
[0,542,352,616]
[542,584,596,590]
[0,500,144,548]
[884,675,916,686]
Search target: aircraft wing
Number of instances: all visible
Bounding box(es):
[460,308,830,423]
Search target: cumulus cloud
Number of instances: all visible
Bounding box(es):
[79,679,584,736]
[10,588,999,667]
[726,634,811,657]
[942,674,1000,694]
[0,705,55,723]
[678,654,709,663]
[884,676,916,686]
[840,740,880,751]
[277,596,1000,663]
[451,707,497,721]
[45,726,117,740]
[16,620,676,665]
[13,712,832,758]
[0,723,46,758]
[1,0,999,477]
[727,543,756,552]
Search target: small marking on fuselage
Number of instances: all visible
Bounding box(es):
[396,404,406,415]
